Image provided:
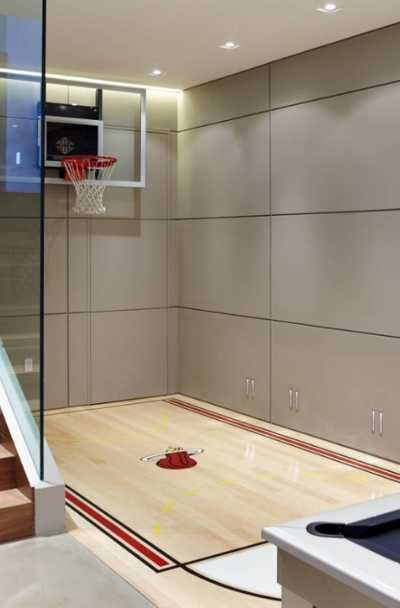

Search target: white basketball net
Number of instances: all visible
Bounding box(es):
[62,155,117,215]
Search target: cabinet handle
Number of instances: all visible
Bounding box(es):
[289,388,293,410]
[250,379,255,399]
[371,409,376,434]
[294,390,300,412]
[245,377,250,398]
[379,411,383,436]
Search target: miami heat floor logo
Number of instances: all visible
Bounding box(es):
[140,447,204,470]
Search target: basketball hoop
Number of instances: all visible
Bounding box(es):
[62,155,117,215]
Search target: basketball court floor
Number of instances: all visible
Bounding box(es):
[45,395,400,608]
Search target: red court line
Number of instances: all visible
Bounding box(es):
[66,490,170,568]
[166,398,400,484]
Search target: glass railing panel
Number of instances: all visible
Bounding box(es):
[0,1,44,476]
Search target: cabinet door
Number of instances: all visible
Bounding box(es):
[372,405,400,462]
[271,322,400,460]
[179,309,269,420]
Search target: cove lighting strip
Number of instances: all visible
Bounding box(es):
[0,68,181,94]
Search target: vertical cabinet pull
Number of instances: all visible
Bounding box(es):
[289,389,300,412]
[245,378,250,398]
[250,379,255,399]
[379,411,384,436]
[371,409,376,434]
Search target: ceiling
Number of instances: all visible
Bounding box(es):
[47,0,400,90]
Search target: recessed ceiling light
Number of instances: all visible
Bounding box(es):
[148,68,163,77]
[219,41,240,50]
[316,3,342,13]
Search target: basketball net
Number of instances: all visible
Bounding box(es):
[62,155,117,215]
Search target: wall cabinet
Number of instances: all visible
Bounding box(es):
[179,308,269,420]
[271,322,400,462]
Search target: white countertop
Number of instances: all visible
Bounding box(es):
[263,493,400,608]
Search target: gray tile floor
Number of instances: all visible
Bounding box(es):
[0,533,155,607]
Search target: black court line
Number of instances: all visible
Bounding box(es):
[65,485,280,599]
[182,540,268,567]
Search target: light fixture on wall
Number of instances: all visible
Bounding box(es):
[219,41,240,50]
[148,68,163,77]
[316,3,342,13]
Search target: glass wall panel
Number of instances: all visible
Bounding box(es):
[0,1,45,477]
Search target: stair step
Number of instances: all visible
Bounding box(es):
[0,489,30,509]
[0,445,13,460]
[0,489,33,543]
[0,445,15,491]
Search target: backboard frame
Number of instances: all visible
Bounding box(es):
[44,75,147,189]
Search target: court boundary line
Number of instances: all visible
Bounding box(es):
[66,486,280,600]
[66,485,178,571]
[165,398,400,484]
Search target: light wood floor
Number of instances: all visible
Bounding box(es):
[45,394,400,607]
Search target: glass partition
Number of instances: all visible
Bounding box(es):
[0,1,45,477]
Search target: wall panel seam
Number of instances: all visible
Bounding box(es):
[177,307,400,341]
[179,77,400,133]
[67,306,169,314]
[171,214,271,221]
[271,208,400,217]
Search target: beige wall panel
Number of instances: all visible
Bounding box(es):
[179,66,269,130]
[178,217,269,318]
[68,313,90,407]
[0,218,40,316]
[44,314,68,410]
[167,132,177,219]
[168,220,179,307]
[68,86,97,106]
[176,114,269,218]
[46,83,68,104]
[271,321,400,461]
[45,184,68,218]
[0,191,38,218]
[102,89,141,128]
[102,132,168,219]
[271,23,400,108]
[272,212,400,337]
[0,77,40,118]
[102,89,177,131]
[91,309,167,403]
[45,218,67,314]
[68,219,90,313]
[272,83,400,213]
[179,309,269,419]
[147,90,178,132]
[103,128,136,182]
[68,313,92,405]
[167,307,180,394]
[91,219,167,311]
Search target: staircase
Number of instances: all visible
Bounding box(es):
[0,410,34,542]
